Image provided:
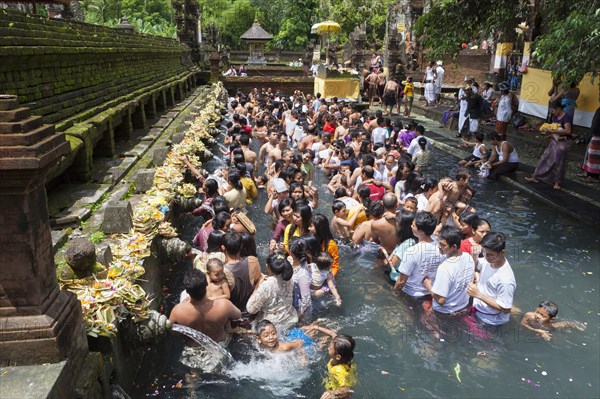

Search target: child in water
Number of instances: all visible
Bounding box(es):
[520,300,586,341]
[331,200,362,239]
[255,320,305,352]
[304,324,357,399]
[310,252,342,306]
[205,259,230,300]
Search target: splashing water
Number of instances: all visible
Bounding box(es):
[171,324,234,373]
[225,345,314,397]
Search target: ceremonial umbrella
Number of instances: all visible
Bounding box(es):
[311,21,341,64]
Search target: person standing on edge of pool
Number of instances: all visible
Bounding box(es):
[467,232,516,325]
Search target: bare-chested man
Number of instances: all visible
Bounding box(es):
[371,193,399,255]
[376,67,387,105]
[365,70,379,108]
[169,269,241,343]
[258,131,279,170]
[352,200,385,245]
[239,133,257,173]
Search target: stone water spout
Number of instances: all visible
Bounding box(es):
[171,324,234,373]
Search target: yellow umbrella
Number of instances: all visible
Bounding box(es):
[311,21,341,65]
[315,21,341,34]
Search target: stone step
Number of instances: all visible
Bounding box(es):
[0,124,56,147]
[0,95,18,111]
[0,131,65,158]
[0,107,32,123]
[0,115,44,134]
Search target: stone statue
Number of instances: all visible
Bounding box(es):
[57,238,107,281]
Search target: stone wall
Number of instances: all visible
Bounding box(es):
[223,77,314,96]
[0,10,206,182]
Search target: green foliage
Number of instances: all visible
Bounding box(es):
[414,0,599,83]
[414,0,527,62]
[89,231,106,244]
[199,0,394,51]
[220,0,262,49]
[532,7,600,83]
[81,0,176,38]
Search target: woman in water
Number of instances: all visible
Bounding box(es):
[283,202,313,253]
[247,253,298,330]
[288,237,313,321]
[309,213,340,277]
[389,210,417,282]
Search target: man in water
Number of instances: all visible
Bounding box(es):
[169,269,241,343]
[371,193,399,255]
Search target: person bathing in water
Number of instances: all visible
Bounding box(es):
[520,300,586,341]
[205,259,231,300]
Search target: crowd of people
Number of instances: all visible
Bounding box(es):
[168,86,588,398]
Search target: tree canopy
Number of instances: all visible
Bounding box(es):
[413,0,600,84]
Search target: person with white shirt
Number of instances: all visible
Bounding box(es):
[434,61,445,104]
[393,211,446,297]
[423,226,475,314]
[407,125,432,156]
[371,117,388,147]
[467,232,516,325]
[312,93,322,114]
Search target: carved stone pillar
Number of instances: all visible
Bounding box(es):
[0,94,88,366]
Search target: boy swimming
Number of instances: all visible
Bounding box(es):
[520,300,586,341]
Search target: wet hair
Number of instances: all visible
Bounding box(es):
[235,162,247,177]
[228,170,243,191]
[310,213,334,250]
[222,232,242,255]
[550,100,564,109]
[289,237,308,263]
[480,231,506,252]
[369,200,385,218]
[421,176,438,193]
[255,319,276,336]
[475,133,485,142]
[456,166,471,181]
[413,211,437,236]
[183,269,207,300]
[357,185,372,211]
[334,187,347,198]
[239,133,250,146]
[438,225,463,249]
[331,334,355,365]
[206,258,224,273]
[395,160,415,182]
[240,232,257,257]
[212,211,232,230]
[362,166,375,179]
[206,230,226,253]
[362,154,376,167]
[266,252,293,281]
[212,198,230,215]
[332,200,346,213]
[203,178,219,197]
[459,212,479,229]
[416,125,425,135]
[316,252,334,271]
[289,202,312,237]
[278,197,296,214]
[403,172,421,195]
[404,196,418,209]
[396,210,417,243]
[303,234,321,262]
[290,181,306,200]
[418,137,427,150]
[538,300,558,318]
[471,217,491,231]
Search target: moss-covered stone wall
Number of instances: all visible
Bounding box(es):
[0,9,192,129]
